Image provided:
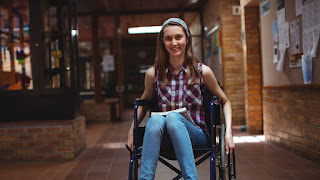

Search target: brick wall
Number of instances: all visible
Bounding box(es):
[220,0,246,125]
[263,88,320,160]
[0,116,86,161]
[242,6,263,134]
[80,98,119,122]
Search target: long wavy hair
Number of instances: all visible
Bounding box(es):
[154,21,200,88]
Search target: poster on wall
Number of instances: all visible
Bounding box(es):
[290,53,302,68]
[260,0,270,17]
[102,55,115,72]
[276,8,289,72]
[302,54,312,84]
[206,35,211,57]
[277,0,285,10]
[273,20,279,43]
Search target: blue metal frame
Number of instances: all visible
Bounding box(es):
[128,96,236,180]
[210,99,216,180]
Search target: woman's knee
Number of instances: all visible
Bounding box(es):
[165,112,184,131]
[146,115,165,134]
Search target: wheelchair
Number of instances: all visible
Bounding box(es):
[126,86,236,180]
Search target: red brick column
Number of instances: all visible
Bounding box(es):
[220,0,246,125]
[242,6,263,134]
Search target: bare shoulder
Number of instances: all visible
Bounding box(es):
[145,66,155,79]
[202,64,214,78]
[142,66,155,99]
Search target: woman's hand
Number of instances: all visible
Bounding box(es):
[127,130,134,155]
[225,132,235,154]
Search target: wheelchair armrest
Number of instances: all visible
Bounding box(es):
[134,98,151,106]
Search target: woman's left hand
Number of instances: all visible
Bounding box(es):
[225,133,235,154]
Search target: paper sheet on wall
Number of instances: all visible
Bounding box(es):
[296,0,303,16]
[277,8,286,24]
[311,29,320,57]
[314,0,320,26]
[301,1,318,31]
[290,19,300,55]
[102,55,115,72]
[308,31,313,54]
[276,49,286,71]
[302,5,308,31]
[279,22,289,50]
[302,54,312,84]
[307,2,314,30]
[301,0,320,55]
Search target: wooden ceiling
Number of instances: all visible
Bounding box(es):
[76,0,207,15]
[76,0,207,40]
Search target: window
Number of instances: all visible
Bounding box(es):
[0,1,32,90]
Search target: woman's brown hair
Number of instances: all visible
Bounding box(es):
[154,21,200,88]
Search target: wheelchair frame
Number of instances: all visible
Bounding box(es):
[127,92,236,180]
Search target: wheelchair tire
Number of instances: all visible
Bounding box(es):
[219,124,228,180]
[131,158,139,180]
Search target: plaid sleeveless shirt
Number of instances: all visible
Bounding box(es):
[154,63,207,131]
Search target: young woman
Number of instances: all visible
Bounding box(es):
[127,18,235,179]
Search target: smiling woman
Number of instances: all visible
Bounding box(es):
[127,17,235,180]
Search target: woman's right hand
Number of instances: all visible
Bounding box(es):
[127,130,134,155]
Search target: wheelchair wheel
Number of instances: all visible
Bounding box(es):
[130,158,139,180]
[218,124,228,180]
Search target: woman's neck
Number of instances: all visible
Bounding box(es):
[169,55,185,73]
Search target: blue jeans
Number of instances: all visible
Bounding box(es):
[139,112,208,180]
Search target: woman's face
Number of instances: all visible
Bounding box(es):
[162,25,188,58]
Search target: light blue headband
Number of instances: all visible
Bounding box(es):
[161,18,190,38]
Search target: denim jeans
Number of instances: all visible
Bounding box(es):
[139,112,208,180]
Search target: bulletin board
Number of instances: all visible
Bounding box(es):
[260,0,320,86]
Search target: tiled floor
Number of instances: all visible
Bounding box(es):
[0,109,319,180]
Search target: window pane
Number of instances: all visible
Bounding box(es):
[0,1,32,90]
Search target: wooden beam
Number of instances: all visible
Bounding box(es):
[78,7,200,17]
[114,15,124,119]
[91,15,103,103]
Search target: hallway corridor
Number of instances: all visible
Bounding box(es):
[0,110,319,180]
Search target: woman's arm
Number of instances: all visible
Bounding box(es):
[202,64,235,152]
[127,67,155,152]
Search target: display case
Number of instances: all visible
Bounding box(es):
[0,0,80,122]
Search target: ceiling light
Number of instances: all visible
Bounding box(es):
[128,26,162,34]
[72,29,78,36]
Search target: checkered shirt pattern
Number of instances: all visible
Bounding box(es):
[154,63,207,131]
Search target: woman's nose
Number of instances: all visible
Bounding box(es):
[171,39,177,45]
